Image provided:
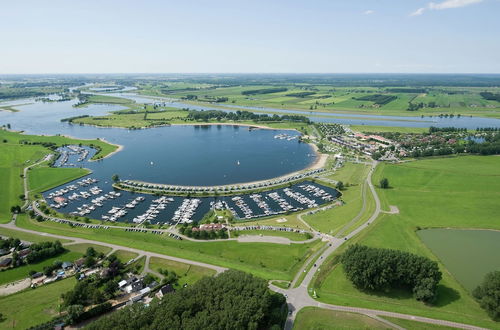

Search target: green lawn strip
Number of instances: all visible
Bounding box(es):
[148,256,216,287]
[0,277,75,329]
[293,307,390,329]
[293,244,328,288]
[16,215,323,281]
[0,251,81,286]
[379,316,458,329]
[231,229,309,241]
[111,250,139,263]
[0,225,72,243]
[64,243,112,256]
[341,181,377,235]
[28,166,90,195]
[311,155,500,329]
[0,144,47,222]
[239,214,310,231]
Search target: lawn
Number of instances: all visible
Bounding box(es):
[304,162,371,234]
[0,277,75,329]
[380,316,458,329]
[65,243,112,256]
[127,255,146,273]
[16,215,324,281]
[148,256,216,287]
[111,250,139,263]
[0,250,81,286]
[0,144,47,223]
[0,223,72,243]
[293,307,390,329]
[311,155,500,329]
[231,229,310,241]
[28,166,90,195]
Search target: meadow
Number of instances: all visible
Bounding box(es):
[0,277,76,329]
[148,256,216,287]
[304,162,372,235]
[310,155,500,329]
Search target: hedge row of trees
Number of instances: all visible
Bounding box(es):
[86,270,287,330]
[25,241,65,264]
[355,94,397,105]
[241,87,287,95]
[186,109,311,124]
[179,226,228,240]
[341,245,442,303]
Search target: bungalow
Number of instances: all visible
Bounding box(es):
[124,278,144,294]
[62,261,73,270]
[156,284,175,299]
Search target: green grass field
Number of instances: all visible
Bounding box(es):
[65,243,112,256]
[148,256,216,287]
[28,167,90,195]
[231,229,310,241]
[304,162,371,234]
[380,316,457,329]
[0,250,81,286]
[0,144,47,222]
[293,307,390,329]
[311,156,500,329]
[350,125,429,133]
[0,277,75,329]
[16,215,323,281]
[111,250,139,263]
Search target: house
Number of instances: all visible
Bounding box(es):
[18,248,31,258]
[156,284,175,299]
[0,258,12,268]
[62,261,73,270]
[31,272,43,279]
[124,277,144,294]
[118,279,128,289]
[130,287,151,303]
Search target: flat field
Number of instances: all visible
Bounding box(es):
[293,307,390,329]
[148,256,216,286]
[0,277,75,329]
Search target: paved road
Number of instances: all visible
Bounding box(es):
[0,220,226,274]
[268,160,486,330]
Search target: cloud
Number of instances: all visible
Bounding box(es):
[410,7,426,16]
[410,0,483,16]
[363,10,375,15]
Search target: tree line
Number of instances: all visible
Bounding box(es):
[25,240,65,264]
[241,87,288,95]
[85,270,287,330]
[341,245,442,303]
[186,109,311,124]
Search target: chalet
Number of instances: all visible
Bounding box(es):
[62,261,73,270]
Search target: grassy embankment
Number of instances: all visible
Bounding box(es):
[303,162,372,235]
[74,94,136,109]
[293,307,390,329]
[138,84,500,118]
[0,129,118,224]
[310,156,500,329]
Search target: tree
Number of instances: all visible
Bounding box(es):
[380,178,389,189]
[111,174,120,183]
[85,247,97,257]
[336,181,344,191]
[473,271,500,320]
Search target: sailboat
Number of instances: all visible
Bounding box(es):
[150,161,154,165]
[237,160,240,165]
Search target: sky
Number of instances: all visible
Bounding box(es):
[0,0,499,74]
